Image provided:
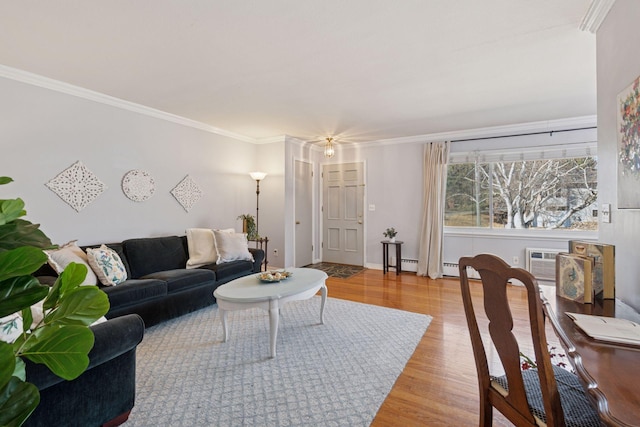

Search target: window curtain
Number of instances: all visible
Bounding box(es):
[417,141,450,279]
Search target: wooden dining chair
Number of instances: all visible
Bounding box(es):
[458,254,602,427]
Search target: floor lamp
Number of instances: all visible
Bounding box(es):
[249,172,267,237]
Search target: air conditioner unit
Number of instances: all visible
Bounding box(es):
[525,248,561,282]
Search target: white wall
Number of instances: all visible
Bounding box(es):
[254,140,285,268]
[0,76,263,246]
[597,0,640,311]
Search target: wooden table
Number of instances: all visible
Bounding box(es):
[539,286,640,426]
[381,240,403,275]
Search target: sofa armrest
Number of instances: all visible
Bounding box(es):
[249,248,265,272]
[26,314,145,390]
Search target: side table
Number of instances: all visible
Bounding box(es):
[249,237,269,271]
[381,240,403,275]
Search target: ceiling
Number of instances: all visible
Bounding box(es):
[0,1,597,144]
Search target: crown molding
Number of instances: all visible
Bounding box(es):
[300,115,597,153]
[256,135,287,144]
[0,64,257,143]
[580,0,616,33]
[1,64,598,149]
[361,115,597,147]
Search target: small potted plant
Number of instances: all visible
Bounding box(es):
[237,214,258,240]
[383,227,397,242]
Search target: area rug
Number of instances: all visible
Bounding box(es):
[128,297,431,426]
[303,262,365,279]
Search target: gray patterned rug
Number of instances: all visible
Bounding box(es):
[128,297,431,426]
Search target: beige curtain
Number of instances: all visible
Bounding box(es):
[417,141,450,279]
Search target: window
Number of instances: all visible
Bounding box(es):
[445,156,598,230]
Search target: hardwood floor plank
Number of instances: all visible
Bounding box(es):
[325,269,554,426]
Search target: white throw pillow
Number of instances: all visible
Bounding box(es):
[213,230,253,264]
[186,228,216,269]
[44,240,97,286]
[186,228,235,268]
[86,244,127,286]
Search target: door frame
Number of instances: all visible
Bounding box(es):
[293,158,315,267]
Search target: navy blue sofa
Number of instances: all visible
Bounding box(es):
[27,234,264,426]
[37,234,264,327]
[25,314,145,427]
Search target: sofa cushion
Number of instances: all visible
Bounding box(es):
[123,236,187,278]
[199,259,254,284]
[101,279,167,308]
[143,269,215,293]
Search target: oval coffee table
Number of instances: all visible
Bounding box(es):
[213,267,328,358]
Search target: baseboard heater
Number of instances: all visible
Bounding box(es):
[401,258,418,272]
[389,257,419,272]
[442,262,480,279]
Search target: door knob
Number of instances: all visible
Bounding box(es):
[296,221,301,225]
[358,220,363,224]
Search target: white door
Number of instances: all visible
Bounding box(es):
[322,162,364,265]
[295,160,313,267]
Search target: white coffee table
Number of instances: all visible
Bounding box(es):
[213,267,328,358]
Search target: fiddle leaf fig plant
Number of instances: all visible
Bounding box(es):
[0,176,109,426]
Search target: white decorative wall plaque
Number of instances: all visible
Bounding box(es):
[171,175,202,212]
[45,161,107,212]
[122,169,155,202]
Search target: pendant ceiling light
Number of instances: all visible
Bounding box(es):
[324,137,335,158]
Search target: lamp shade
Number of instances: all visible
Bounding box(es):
[249,171,267,181]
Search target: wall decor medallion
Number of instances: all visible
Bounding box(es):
[45,161,107,212]
[617,74,640,209]
[122,169,155,202]
[171,175,203,212]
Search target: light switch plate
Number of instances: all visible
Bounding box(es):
[602,203,611,223]
[368,204,376,211]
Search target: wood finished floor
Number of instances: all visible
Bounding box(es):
[325,269,559,427]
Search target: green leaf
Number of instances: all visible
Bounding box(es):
[12,358,25,383]
[59,263,89,296]
[0,246,47,281]
[21,307,33,333]
[0,276,49,318]
[45,287,109,327]
[20,325,94,380]
[0,199,26,226]
[0,376,40,427]
[0,219,54,252]
[42,275,61,311]
[0,177,13,186]
[0,343,15,391]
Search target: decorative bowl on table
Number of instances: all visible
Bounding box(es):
[258,270,292,283]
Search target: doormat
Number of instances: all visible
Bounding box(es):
[304,262,365,279]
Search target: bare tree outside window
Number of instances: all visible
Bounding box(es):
[445,157,598,230]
